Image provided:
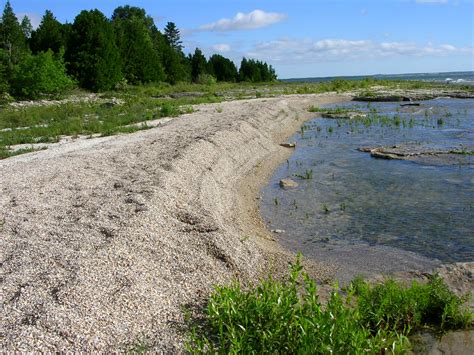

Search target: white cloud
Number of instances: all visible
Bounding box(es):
[415,0,449,4]
[212,44,232,52]
[245,37,472,64]
[16,12,41,29]
[200,10,287,32]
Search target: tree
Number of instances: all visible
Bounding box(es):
[0,1,28,68]
[238,58,277,82]
[20,16,32,39]
[113,14,165,83]
[11,49,75,99]
[208,54,238,82]
[164,22,182,52]
[112,5,156,32]
[30,10,66,54]
[66,9,121,91]
[191,48,207,82]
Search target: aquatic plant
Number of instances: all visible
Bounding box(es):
[294,169,313,180]
[322,204,330,214]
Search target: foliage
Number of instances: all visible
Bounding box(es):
[0,1,28,69]
[239,57,277,82]
[191,48,208,82]
[10,49,75,99]
[164,21,183,52]
[195,73,216,85]
[30,10,66,54]
[66,9,122,91]
[208,54,238,82]
[351,275,472,332]
[187,256,471,353]
[20,16,33,39]
[113,15,165,83]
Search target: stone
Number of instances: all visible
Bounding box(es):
[279,178,298,189]
[271,229,285,234]
[280,142,296,148]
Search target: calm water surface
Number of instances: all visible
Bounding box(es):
[261,99,473,269]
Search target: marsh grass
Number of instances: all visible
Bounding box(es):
[186,256,472,354]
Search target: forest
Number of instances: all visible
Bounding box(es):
[0,1,277,100]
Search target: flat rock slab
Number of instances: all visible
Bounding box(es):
[321,111,367,119]
[353,88,474,102]
[358,144,473,166]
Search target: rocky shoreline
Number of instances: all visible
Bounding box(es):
[0,92,472,351]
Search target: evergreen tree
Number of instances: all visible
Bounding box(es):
[0,1,27,68]
[160,43,189,84]
[208,54,238,82]
[113,14,165,83]
[191,48,207,82]
[164,22,182,52]
[0,49,9,93]
[30,10,66,54]
[238,58,277,82]
[20,16,32,39]
[66,9,121,91]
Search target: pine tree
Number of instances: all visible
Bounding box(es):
[0,1,27,68]
[30,10,66,54]
[164,22,183,52]
[66,10,121,91]
[191,48,207,82]
[20,16,32,39]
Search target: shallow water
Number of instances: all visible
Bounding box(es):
[261,99,473,275]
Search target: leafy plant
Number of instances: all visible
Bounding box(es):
[187,256,472,354]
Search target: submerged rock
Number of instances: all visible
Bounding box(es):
[279,178,299,189]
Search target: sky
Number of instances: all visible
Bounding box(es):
[9,0,474,79]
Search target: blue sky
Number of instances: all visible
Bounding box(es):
[9,0,474,78]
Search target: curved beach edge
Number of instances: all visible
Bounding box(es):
[0,93,472,351]
[0,94,347,351]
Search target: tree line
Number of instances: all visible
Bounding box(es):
[0,1,277,99]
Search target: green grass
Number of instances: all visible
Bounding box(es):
[186,255,471,354]
[1,78,471,159]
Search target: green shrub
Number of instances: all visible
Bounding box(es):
[196,74,217,86]
[11,50,75,99]
[187,256,471,354]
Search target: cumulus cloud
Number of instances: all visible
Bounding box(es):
[245,38,472,64]
[212,44,232,52]
[200,10,286,32]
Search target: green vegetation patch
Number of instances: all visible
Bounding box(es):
[186,255,472,353]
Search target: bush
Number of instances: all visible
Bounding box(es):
[11,50,75,99]
[196,74,217,86]
[187,256,472,353]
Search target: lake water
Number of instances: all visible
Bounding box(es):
[261,98,473,278]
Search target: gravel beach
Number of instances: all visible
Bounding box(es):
[1,94,351,351]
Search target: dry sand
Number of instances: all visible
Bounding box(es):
[1,94,351,351]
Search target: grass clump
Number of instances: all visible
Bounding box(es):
[352,275,472,332]
[187,256,471,354]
